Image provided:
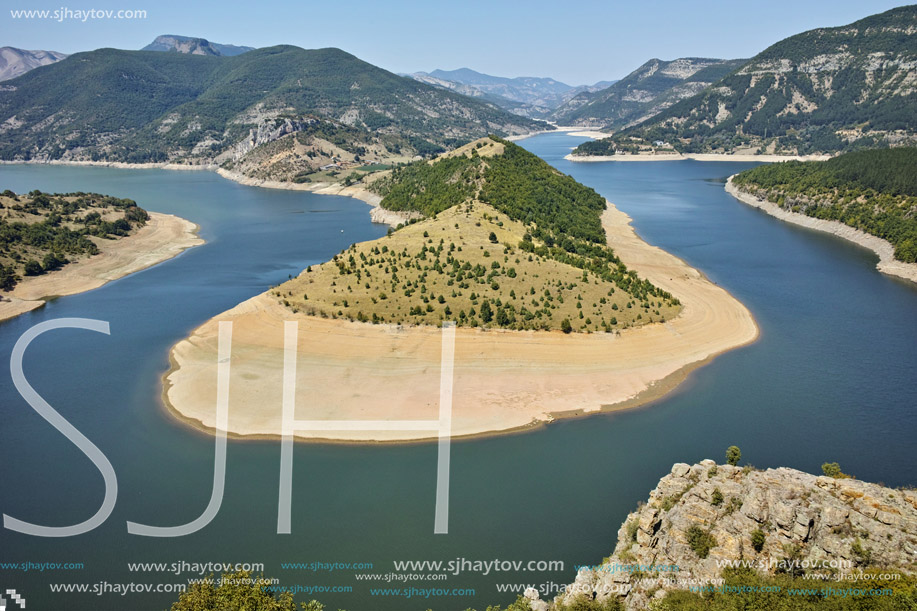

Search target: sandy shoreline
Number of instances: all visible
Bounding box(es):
[566,152,832,163]
[726,177,917,284]
[162,201,758,443]
[0,160,412,228]
[0,212,204,322]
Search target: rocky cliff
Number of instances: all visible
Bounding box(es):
[540,460,917,610]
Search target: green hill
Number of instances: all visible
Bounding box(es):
[0,189,149,290]
[573,6,917,156]
[272,137,680,333]
[732,148,917,262]
[0,46,546,169]
[550,57,744,130]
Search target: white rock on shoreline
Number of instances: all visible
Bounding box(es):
[726,176,917,284]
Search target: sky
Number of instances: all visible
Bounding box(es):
[2,0,911,85]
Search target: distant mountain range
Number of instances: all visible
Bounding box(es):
[141,34,255,57]
[0,45,546,178]
[0,47,67,82]
[549,57,746,129]
[406,68,616,118]
[574,5,917,156]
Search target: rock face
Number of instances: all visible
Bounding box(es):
[141,35,254,57]
[0,47,67,81]
[613,5,917,153]
[552,460,917,610]
[548,58,745,129]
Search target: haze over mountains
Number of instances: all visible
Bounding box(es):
[0,47,67,81]
[407,68,615,118]
[574,5,917,155]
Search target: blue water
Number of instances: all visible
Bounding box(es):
[0,134,915,611]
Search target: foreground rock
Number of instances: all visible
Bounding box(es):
[550,461,917,610]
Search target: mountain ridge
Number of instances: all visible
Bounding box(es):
[575,5,917,156]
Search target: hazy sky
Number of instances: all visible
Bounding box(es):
[3,0,910,84]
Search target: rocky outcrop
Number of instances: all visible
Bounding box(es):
[230,117,314,161]
[547,460,917,610]
[0,47,67,82]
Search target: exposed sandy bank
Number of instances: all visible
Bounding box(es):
[726,176,917,284]
[565,152,832,163]
[163,202,758,442]
[0,212,203,322]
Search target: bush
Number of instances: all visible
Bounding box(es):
[711,488,724,506]
[821,462,852,478]
[751,528,766,552]
[561,318,573,334]
[686,525,717,559]
[23,260,44,276]
[726,446,742,466]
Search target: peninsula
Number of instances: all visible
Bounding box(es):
[0,189,202,321]
[164,138,757,442]
[727,148,917,284]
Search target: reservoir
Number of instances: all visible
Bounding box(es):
[1,132,915,610]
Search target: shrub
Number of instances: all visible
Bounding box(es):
[686,525,717,559]
[751,528,766,552]
[23,260,44,276]
[711,488,724,506]
[726,446,742,466]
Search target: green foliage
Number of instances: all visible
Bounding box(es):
[820,462,853,479]
[170,569,302,611]
[685,525,718,559]
[734,148,917,262]
[726,446,742,466]
[711,488,724,506]
[751,528,766,553]
[475,595,534,611]
[0,190,146,289]
[0,46,544,163]
[651,567,917,610]
[554,595,623,611]
[577,6,917,156]
[561,318,573,334]
[851,539,872,566]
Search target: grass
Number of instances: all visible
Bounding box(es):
[273,202,680,332]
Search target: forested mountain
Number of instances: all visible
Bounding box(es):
[276,137,679,332]
[141,34,255,56]
[550,57,744,129]
[578,5,917,156]
[732,148,917,262]
[407,68,614,118]
[0,47,67,81]
[0,46,546,171]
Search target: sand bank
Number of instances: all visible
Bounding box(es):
[163,201,758,442]
[726,177,917,284]
[566,152,832,163]
[0,212,203,322]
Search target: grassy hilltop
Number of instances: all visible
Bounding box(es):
[272,137,681,333]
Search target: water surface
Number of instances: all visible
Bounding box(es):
[0,137,915,610]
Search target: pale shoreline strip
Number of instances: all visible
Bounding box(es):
[0,160,412,228]
[161,201,759,443]
[565,153,832,163]
[0,212,204,322]
[725,176,917,284]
